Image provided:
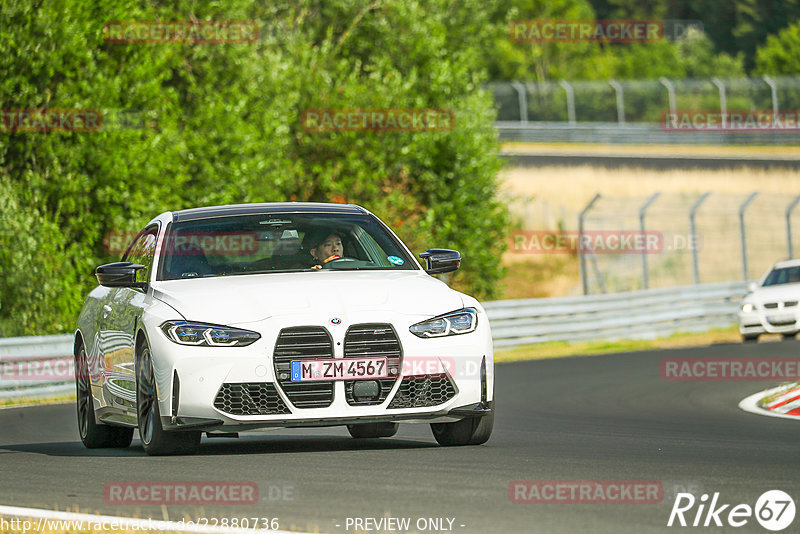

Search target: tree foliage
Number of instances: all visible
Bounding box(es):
[0,0,508,335]
[484,0,749,82]
[755,19,800,74]
[591,0,800,72]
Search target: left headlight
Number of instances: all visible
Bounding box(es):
[410,308,478,338]
[741,303,755,313]
[160,321,261,347]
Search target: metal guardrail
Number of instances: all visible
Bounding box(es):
[490,76,800,145]
[0,334,74,401]
[495,121,800,146]
[500,150,800,171]
[0,332,131,401]
[0,281,748,400]
[484,280,748,348]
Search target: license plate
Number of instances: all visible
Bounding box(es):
[768,315,796,325]
[290,358,388,382]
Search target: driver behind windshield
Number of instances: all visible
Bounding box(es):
[306,230,344,268]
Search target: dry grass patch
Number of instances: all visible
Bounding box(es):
[500,165,800,215]
[499,253,580,299]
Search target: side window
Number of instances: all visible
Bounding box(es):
[353,227,390,266]
[124,228,158,284]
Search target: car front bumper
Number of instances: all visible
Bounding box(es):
[145,310,494,431]
[738,309,800,335]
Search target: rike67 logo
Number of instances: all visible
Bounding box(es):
[668,490,795,531]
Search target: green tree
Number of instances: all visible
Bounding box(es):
[676,27,744,78]
[754,19,800,74]
[0,0,509,335]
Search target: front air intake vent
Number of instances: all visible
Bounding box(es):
[273,326,334,408]
[213,383,290,416]
[387,373,457,409]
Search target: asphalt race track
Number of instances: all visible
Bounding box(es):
[1,341,799,533]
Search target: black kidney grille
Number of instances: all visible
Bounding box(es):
[344,323,402,406]
[273,326,334,408]
[213,383,290,416]
[387,373,457,409]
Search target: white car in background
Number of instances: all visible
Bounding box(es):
[739,259,800,342]
[74,203,494,455]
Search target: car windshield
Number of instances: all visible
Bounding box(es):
[762,266,800,286]
[157,212,416,280]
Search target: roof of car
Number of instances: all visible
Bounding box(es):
[171,202,368,222]
[773,258,800,269]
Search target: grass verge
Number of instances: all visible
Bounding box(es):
[0,393,75,409]
[501,142,800,157]
[494,326,752,362]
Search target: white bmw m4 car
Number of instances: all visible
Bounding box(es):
[75,203,494,455]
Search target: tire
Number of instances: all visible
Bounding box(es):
[136,343,201,456]
[742,334,759,342]
[781,332,797,340]
[431,411,494,446]
[347,422,398,439]
[75,345,133,449]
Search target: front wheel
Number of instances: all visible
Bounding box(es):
[347,422,398,439]
[742,334,759,343]
[75,345,133,448]
[136,343,201,456]
[431,411,494,446]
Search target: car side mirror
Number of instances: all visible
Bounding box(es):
[419,249,461,275]
[747,281,757,293]
[96,262,147,288]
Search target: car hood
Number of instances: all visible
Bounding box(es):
[152,271,464,325]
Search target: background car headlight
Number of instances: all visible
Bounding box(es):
[410,308,477,338]
[160,321,261,347]
[741,303,755,313]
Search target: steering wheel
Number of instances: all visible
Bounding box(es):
[321,256,357,269]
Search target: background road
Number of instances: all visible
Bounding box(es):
[1,341,799,533]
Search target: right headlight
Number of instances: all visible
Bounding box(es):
[160,321,261,347]
[409,308,478,338]
[741,303,755,313]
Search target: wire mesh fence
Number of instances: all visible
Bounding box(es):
[509,192,800,294]
[582,192,800,293]
[490,76,800,144]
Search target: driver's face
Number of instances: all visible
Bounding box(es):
[311,234,343,262]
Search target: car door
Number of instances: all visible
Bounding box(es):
[99,226,159,420]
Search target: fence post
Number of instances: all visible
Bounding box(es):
[510,81,528,123]
[523,195,534,229]
[559,80,576,125]
[739,192,758,281]
[639,193,660,289]
[659,77,676,117]
[689,192,711,284]
[711,77,727,117]
[786,194,800,259]
[609,80,625,124]
[579,193,602,295]
[763,75,779,116]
